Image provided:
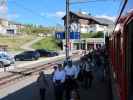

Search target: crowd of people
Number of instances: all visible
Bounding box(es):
[37,46,109,100]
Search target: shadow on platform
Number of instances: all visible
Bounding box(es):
[1,75,55,100]
[1,75,112,100]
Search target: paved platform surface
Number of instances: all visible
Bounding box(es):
[0,72,112,100]
[0,56,112,100]
[0,72,13,79]
[79,80,112,100]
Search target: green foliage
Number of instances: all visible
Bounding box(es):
[0,35,35,52]
[81,31,104,38]
[20,24,54,35]
[32,37,61,51]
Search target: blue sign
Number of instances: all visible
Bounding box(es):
[55,32,80,39]
[70,32,80,39]
[55,32,65,39]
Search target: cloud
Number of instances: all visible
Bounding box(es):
[7,13,20,19]
[95,15,116,22]
[0,6,7,13]
[55,11,65,18]
[45,11,65,18]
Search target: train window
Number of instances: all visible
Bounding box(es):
[126,20,133,93]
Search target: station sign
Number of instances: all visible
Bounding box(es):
[55,32,80,39]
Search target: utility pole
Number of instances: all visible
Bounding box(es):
[66,0,70,60]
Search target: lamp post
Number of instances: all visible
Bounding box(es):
[65,0,70,60]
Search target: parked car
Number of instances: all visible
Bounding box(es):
[35,49,58,57]
[0,58,11,68]
[0,52,15,68]
[14,51,40,61]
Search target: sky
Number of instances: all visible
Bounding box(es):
[1,0,123,26]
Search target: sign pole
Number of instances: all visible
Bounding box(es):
[66,0,70,60]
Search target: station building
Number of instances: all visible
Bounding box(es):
[55,11,114,51]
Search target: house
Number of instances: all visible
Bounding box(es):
[57,11,114,51]
[0,18,25,35]
[0,18,9,35]
[62,11,114,34]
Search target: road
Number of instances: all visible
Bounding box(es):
[0,50,80,73]
[20,37,44,51]
[0,54,65,72]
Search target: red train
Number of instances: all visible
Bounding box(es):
[107,0,133,100]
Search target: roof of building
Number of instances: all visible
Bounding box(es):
[62,11,114,26]
[93,17,114,26]
[0,17,25,26]
[0,17,7,21]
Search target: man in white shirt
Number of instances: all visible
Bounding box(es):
[53,64,65,100]
[64,61,78,100]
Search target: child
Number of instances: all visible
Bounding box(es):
[70,90,80,100]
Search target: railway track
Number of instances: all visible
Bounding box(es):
[0,60,60,87]
[0,54,80,88]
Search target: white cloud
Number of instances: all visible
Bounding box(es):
[55,11,65,18]
[7,13,20,19]
[0,6,7,13]
[81,12,87,15]
[45,11,65,18]
[95,15,116,22]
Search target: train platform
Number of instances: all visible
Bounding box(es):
[0,49,112,100]
[79,79,112,100]
[0,66,112,100]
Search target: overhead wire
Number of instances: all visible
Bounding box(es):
[70,0,115,4]
[116,0,124,15]
[70,0,118,15]
[9,1,45,21]
[9,0,124,26]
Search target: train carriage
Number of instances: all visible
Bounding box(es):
[107,0,133,100]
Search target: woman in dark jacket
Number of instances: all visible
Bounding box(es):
[37,71,49,100]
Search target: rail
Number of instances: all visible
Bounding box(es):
[0,54,79,88]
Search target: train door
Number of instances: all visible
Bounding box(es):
[126,19,133,100]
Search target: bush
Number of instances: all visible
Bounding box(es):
[81,31,104,38]
[32,37,61,51]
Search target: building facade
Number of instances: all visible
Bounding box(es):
[0,18,25,35]
[56,11,114,51]
[62,11,114,34]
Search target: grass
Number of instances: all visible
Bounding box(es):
[0,35,35,52]
[32,37,61,51]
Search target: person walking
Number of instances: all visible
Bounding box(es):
[37,71,49,100]
[64,61,77,100]
[83,58,94,89]
[53,64,66,100]
[52,66,58,77]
